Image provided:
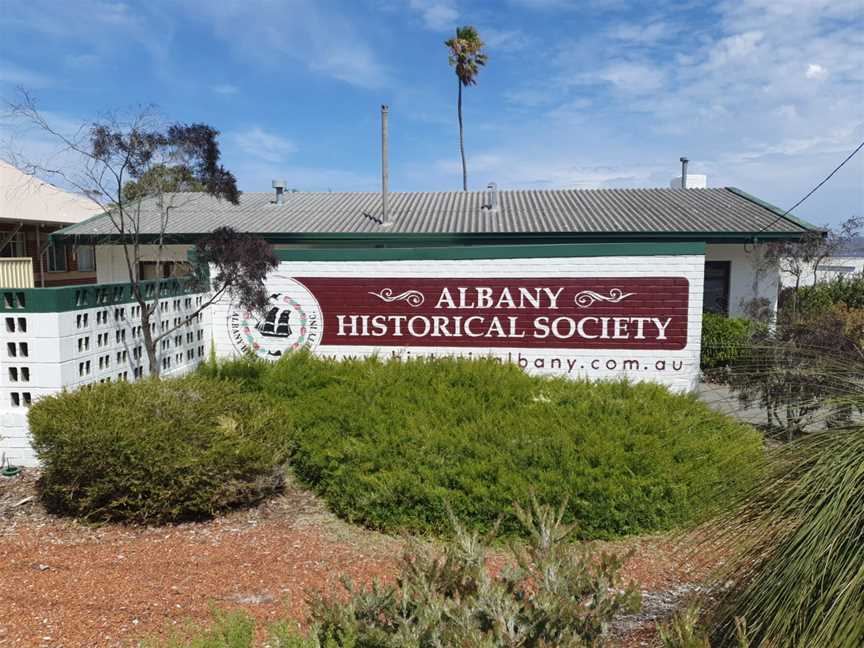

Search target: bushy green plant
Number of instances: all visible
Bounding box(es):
[700,314,753,371]
[29,376,290,524]
[658,607,750,648]
[143,609,314,648]
[305,498,640,647]
[790,272,864,315]
[261,353,762,539]
[197,353,269,392]
[709,428,864,648]
[658,605,710,648]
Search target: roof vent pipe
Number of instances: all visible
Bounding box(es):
[679,157,689,189]
[381,105,389,222]
[272,180,287,205]
[486,182,498,211]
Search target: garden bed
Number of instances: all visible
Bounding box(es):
[0,468,725,648]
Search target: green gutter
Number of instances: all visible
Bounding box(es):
[725,187,824,233]
[53,230,812,246]
[272,241,705,261]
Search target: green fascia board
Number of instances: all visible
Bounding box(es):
[725,187,824,233]
[54,230,812,246]
[0,277,206,314]
[54,209,111,236]
[272,241,705,262]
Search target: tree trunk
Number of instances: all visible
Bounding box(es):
[457,79,467,192]
[140,303,160,378]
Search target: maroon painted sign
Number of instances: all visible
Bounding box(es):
[294,277,689,350]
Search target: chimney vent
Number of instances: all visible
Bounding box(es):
[381,105,389,222]
[272,179,287,205]
[484,182,499,212]
[679,157,689,189]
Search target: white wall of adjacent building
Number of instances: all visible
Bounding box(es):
[705,244,781,318]
[95,244,193,283]
[779,256,864,288]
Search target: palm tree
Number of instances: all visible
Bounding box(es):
[446,26,487,192]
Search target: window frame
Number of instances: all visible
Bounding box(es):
[0,230,27,258]
[46,242,68,273]
[76,244,96,272]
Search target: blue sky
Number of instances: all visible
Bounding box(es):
[1,0,862,227]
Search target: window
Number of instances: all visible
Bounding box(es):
[47,242,68,272]
[138,260,192,280]
[0,231,26,258]
[77,245,95,271]
[703,261,731,316]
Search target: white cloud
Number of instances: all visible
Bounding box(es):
[597,61,666,93]
[481,27,534,52]
[63,53,101,68]
[606,21,676,44]
[434,148,663,189]
[228,127,297,164]
[704,30,764,69]
[183,1,387,88]
[408,0,458,31]
[211,84,239,95]
[0,60,52,87]
[505,86,559,107]
[805,63,828,80]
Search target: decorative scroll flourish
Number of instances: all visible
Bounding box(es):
[368,288,426,307]
[574,288,636,308]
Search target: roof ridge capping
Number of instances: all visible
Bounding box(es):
[725,187,823,233]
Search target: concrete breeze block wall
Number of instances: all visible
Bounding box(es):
[1,283,212,466]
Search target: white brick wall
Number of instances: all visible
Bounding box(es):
[705,244,780,317]
[212,254,705,394]
[1,288,212,467]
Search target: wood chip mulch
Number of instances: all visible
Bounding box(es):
[0,470,724,647]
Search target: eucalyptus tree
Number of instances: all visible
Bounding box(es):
[6,91,277,377]
[446,26,487,192]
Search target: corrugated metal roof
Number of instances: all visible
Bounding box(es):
[56,187,816,239]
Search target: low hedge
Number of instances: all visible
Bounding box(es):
[253,353,763,539]
[701,313,753,371]
[29,376,290,524]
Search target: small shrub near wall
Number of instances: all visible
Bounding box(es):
[29,376,291,524]
[700,313,754,371]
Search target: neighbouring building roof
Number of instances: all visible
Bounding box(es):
[0,161,102,226]
[54,186,820,244]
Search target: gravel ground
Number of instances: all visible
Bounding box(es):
[0,470,722,647]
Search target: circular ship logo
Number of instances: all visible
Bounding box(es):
[227,279,322,359]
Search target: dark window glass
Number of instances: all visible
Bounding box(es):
[704,261,731,315]
[47,242,68,272]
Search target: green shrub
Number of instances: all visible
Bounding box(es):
[29,376,290,524]
[143,608,314,648]
[196,353,269,392]
[701,314,753,371]
[265,353,763,539]
[792,272,864,315]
